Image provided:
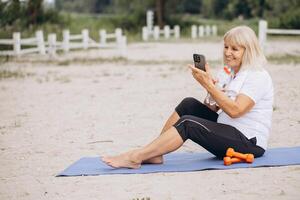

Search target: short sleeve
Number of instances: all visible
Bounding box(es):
[239,71,270,103]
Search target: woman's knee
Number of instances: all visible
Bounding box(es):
[177,115,193,123]
[173,115,195,140]
[180,97,201,107]
[175,97,202,116]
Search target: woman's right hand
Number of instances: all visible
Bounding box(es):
[204,93,220,112]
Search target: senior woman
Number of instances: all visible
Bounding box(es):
[102,26,274,169]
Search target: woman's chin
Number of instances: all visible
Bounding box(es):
[226,63,237,68]
[225,63,233,68]
[224,61,232,66]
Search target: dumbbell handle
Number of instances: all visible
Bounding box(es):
[234,152,247,159]
[223,157,242,166]
[226,148,254,163]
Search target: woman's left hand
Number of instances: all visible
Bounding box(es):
[188,63,215,89]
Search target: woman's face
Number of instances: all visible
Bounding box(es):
[223,39,245,72]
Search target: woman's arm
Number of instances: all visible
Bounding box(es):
[206,85,254,118]
[189,64,254,118]
[203,93,220,112]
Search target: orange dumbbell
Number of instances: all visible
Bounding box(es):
[223,157,243,166]
[226,148,254,163]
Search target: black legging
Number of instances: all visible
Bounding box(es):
[173,97,265,158]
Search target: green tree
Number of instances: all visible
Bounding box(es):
[247,0,267,17]
[201,0,214,18]
[264,0,300,28]
[94,0,111,13]
[105,0,154,30]
[213,0,229,18]
[27,0,43,25]
[165,0,201,14]
[264,0,299,17]
[0,0,22,26]
[55,0,107,13]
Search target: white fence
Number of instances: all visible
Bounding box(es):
[146,10,154,34]
[0,28,127,57]
[142,10,180,41]
[0,31,46,56]
[191,25,218,39]
[142,25,180,41]
[259,20,300,49]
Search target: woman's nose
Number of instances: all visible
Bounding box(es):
[225,49,232,56]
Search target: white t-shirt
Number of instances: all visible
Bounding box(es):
[217,68,274,150]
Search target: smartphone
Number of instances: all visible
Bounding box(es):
[193,54,206,71]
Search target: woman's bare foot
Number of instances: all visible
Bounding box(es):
[101,151,142,169]
[142,156,163,164]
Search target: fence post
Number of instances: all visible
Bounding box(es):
[191,25,197,39]
[154,26,160,40]
[212,25,217,36]
[100,29,106,46]
[205,25,211,36]
[259,20,268,50]
[199,26,204,37]
[164,25,170,39]
[48,33,57,57]
[146,10,154,32]
[13,32,21,57]
[82,29,89,50]
[118,36,127,57]
[174,25,180,39]
[142,26,148,41]
[36,30,45,55]
[115,28,122,44]
[63,29,70,53]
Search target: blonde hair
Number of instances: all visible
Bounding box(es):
[223,26,267,70]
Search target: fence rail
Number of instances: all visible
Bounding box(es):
[259,20,300,49]
[0,39,14,45]
[191,25,218,39]
[267,29,300,35]
[142,25,180,41]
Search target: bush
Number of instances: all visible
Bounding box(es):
[110,11,146,32]
[279,8,300,29]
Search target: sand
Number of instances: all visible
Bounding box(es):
[0,39,300,200]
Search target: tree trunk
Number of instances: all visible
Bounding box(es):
[156,0,166,28]
[28,0,43,25]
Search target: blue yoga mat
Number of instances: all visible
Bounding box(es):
[57,146,300,176]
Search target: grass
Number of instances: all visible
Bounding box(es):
[0,13,261,44]
[2,12,299,52]
[175,14,260,36]
[267,35,300,41]
[0,56,129,66]
[132,198,150,200]
[267,54,300,64]
[2,53,299,72]
[0,56,11,63]
[53,52,300,66]
[56,56,221,67]
[273,106,278,111]
[57,56,128,66]
[0,69,35,80]
[54,75,71,83]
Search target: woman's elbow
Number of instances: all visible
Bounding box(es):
[228,108,243,118]
[226,98,254,118]
[229,113,241,118]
